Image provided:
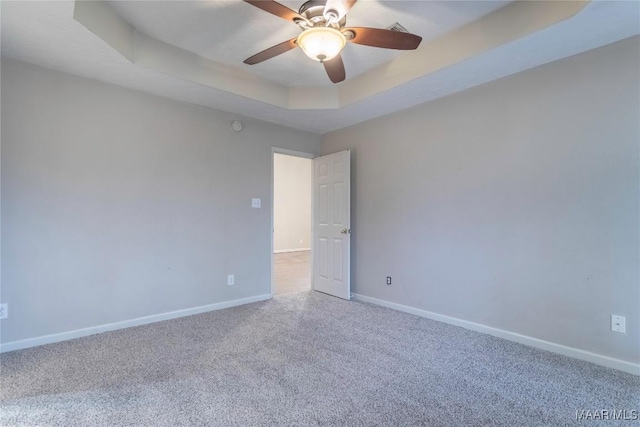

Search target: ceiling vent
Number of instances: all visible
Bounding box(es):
[387,23,409,33]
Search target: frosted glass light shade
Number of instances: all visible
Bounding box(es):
[297,27,346,62]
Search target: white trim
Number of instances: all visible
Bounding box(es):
[0,294,272,354]
[272,148,316,159]
[274,248,311,254]
[352,293,640,376]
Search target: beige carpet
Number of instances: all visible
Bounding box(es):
[274,250,310,294]
[2,291,639,426]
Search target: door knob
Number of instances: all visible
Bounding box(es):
[340,228,350,234]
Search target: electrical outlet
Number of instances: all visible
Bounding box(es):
[251,198,261,208]
[0,304,8,319]
[227,274,235,286]
[386,276,392,285]
[611,315,626,333]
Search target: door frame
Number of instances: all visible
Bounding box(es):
[270,147,316,297]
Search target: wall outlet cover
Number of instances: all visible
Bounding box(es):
[611,315,626,333]
[0,303,8,319]
[227,275,235,286]
[252,198,261,208]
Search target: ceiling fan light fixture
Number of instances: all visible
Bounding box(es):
[297,27,346,62]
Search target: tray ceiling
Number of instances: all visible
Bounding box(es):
[107,0,509,87]
[2,1,639,134]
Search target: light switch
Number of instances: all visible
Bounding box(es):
[252,198,261,208]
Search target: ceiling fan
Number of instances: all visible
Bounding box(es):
[242,0,423,83]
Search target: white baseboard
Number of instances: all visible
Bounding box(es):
[274,248,311,254]
[0,294,272,354]
[352,293,639,376]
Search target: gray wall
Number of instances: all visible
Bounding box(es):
[1,59,321,344]
[322,37,640,363]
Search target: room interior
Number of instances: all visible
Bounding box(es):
[273,153,312,295]
[1,1,639,425]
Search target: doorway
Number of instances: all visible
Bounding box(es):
[272,151,313,295]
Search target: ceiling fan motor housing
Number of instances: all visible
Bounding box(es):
[298,0,346,29]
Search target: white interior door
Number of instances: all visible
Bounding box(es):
[313,150,351,300]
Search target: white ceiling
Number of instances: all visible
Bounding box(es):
[106,0,509,87]
[1,1,639,134]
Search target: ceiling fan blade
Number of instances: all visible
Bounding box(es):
[243,0,306,24]
[324,0,357,21]
[244,38,298,65]
[345,27,422,50]
[323,54,346,84]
